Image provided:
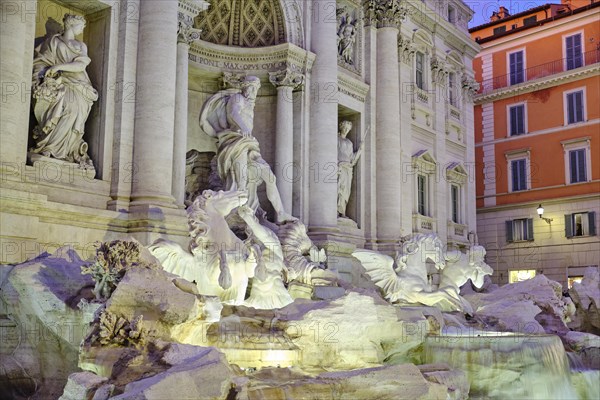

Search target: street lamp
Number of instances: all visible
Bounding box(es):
[537,204,553,224]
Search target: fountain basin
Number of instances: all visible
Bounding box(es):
[424,332,577,399]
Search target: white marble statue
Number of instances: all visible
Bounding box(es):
[337,121,364,217]
[148,190,257,305]
[441,245,494,314]
[237,205,293,309]
[199,75,293,223]
[337,11,357,65]
[353,234,465,312]
[31,14,97,169]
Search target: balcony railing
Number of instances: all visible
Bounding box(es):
[478,49,600,95]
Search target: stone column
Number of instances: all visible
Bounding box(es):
[0,1,37,165]
[372,0,407,250]
[172,1,205,206]
[130,0,180,207]
[269,68,304,214]
[308,0,339,234]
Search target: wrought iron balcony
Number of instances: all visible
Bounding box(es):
[478,49,600,95]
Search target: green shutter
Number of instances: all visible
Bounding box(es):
[506,220,513,243]
[589,212,596,236]
[565,214,573,238]
[527,218,534,241]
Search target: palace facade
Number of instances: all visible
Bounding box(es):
[1,0,479,282]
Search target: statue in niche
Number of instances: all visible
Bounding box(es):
[199,75,294,223]
[337,10,357,65]
[31,14,97,169]
[337,120,364,218]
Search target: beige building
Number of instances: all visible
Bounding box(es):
[1,0,479,282]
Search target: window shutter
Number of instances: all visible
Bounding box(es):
[573,34,582,68]
[578,149,586,181]
[567,93,575,124]
[517,105,524,134]
[519,160,527,190]
[506,220,514,243]
[570,150,577,183]
[511,160,518,190]
[527,218,534,241]
[575,91,584,122]
[565,214,573,238]
[510,107,516,135]
[589,212,596,236]
[566,36,574,70]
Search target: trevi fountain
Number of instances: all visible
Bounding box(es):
[0,0,598,399]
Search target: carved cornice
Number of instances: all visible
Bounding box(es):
[397,35,416,63]
[269,67,305,89]
[178,0,208,26]
[362,0,408,29]
[178,0,206,44]
[474,64,600,104]
[338,71,370,103]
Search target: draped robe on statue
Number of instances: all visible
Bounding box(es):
[31,34,98,165]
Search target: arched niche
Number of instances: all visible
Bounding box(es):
[31,0,114,180]
[194,0,304,48]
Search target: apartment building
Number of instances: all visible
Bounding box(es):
[471,0,600,287]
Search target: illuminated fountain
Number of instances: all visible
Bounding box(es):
[424,330,600,399]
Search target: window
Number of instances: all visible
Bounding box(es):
[511,24,518,30]
[493,26,506,35]
[451,184,460,223]
[566,90,584,124]
[416,52,425,90]
[448,72,457,106]
[509,51,525,85]
[523,16,537,26]
[509,269,536,283]
[566,33,583,70]
[565,212,596,238]
[569,149,587,183]
[562,137,591,185]
[506,218,534,242]
[417,174,428,215]
[511,158,527,191]
[509,104,526,136]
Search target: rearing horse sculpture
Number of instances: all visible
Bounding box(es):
[149,190,257,305]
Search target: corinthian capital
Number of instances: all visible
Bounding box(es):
[268,68,305,89]
[398,35,416,63]
[461,74,480,100]
[363,0,408,28]
[177,21,202,45]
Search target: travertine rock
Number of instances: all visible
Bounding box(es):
[58,371,107,400]
[464,275,572,335]
[569,267,600,335]
[0,247,97,399]
[237,364,449,400]
[564,331,600,370]
[279,291,434,370]
[419,364,469,400]
[111,346,237,400]
[106,267,203,339]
